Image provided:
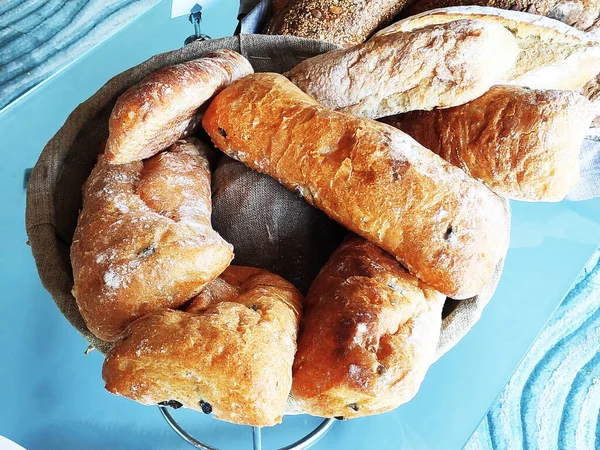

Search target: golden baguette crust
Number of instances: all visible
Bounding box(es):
[292,236,445,418]
[105,50,253,164]
[102,266,302,427]
[202,73,510,299]
[375,6,600,91]
[71,138,233,341]
[382,86,595,201]
[285,20,518,118]
[402,0,600,30]
[265,0,409,47]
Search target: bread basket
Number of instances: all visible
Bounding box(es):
[25,33,506,448]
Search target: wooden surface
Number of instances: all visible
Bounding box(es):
[0,0,160,110]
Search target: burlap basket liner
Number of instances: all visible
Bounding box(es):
[25,35,506,413]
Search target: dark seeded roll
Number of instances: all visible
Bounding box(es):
[264,0,410,47]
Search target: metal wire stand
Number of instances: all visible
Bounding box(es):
[159,407,336,450]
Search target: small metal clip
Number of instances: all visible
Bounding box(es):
[184,4,211,45]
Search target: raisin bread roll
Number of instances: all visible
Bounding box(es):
[265,0,409,47]
[71,138,233,341]
[375,6,600,91]
[202,73,510,299]
[382,86,595,201]
[286,19,519,118]
[102,266,302,427]
[292,236,445,418]
[106,50,253,164]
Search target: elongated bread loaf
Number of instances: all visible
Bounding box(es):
[402,0,600,30]
[375,6,600,91]
[71,138,233,341]
[382,86,595,201]
[202,73,510,299]
[265,0,409,47]
[286,19,518,118]
[291,236,445,418]
[581,73,600,126]
[106,50,253,164]
[103,266,302,427]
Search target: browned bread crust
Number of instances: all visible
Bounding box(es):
[102,266,302,427]
[264,0,409,47]
[581,73,600,126]
[382,86,595,201]
[285,20,519,118]
[71,138,233,341]
[272,0,291,15]
[375,6,600,91]
[105,50,253,164]
[202,73,510,299]
[291,236,445,418]
[403,0,600,30]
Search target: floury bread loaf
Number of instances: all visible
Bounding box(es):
[105,50,253,164]
[291,236,445,418]
[375,6,600,91]
[285,19,519,118]
[202,73,510,299]
[103,266,302,427]
[401,0,600,30]
[382,86,595,201]
[71,138,233,341]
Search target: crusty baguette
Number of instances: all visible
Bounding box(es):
[202,73,510,299]
[402,0,600,30]
[264,0,409,47]
[102,266,302,427]
[285,19,518,119]
[292,236,445,418]
[105,50,253,164]
[375,6,600,91]
[71,138,233,341]
[382,86,595,201]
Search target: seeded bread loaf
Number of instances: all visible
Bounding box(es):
[285,19,519,118]
[202,73,510,299]
[265,0,409,47]
[375,6,600,91]
[105,50,253,164]
[71,138,233,341]
[292,236,445,418]
[102,266,302,427]
[382,86,595,201]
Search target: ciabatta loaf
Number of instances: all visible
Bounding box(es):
[292,236,445,418]
[71,138,233,341]
[106,50,253,164]
[286,19,518,118]
[103,266,302,427]
[202,73,510,299]
[382,86,595,201]
[375,6,600,91]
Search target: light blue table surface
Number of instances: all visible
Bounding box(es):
[1,1,600,449]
